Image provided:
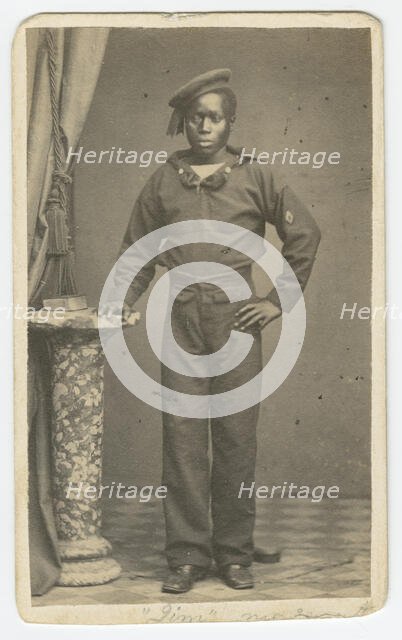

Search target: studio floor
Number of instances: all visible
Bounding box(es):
[32,497,371,606]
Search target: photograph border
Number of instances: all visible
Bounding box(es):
[12,10,386,624]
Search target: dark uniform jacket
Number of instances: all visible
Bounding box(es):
[116,145,321,310]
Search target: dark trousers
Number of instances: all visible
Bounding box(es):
[161,276,262,569]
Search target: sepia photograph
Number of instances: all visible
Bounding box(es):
[13,11,386,624]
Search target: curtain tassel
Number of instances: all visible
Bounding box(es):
[46,188,70,256]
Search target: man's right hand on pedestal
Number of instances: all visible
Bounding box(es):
[98,301,138,325]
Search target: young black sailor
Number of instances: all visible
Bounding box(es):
[113,69,321,593]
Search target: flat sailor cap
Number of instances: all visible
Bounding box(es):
[167,68,232,136]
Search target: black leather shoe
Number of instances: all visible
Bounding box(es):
[219,564,254,589]
[162,564,207,593]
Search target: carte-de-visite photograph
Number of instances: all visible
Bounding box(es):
[13,12,386,624]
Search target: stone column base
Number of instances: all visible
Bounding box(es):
[58,557,122,587]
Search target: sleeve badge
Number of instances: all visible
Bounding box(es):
[285,209,294,225]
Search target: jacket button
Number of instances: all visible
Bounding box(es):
[225,166,231,174]
[178,168,184,175]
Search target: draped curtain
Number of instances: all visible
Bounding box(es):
[27,27,109,595]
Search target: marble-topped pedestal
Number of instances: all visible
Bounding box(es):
[29,307,139,586]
